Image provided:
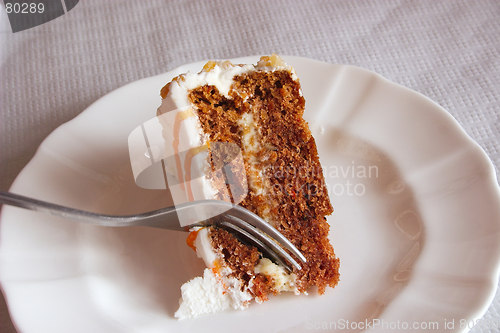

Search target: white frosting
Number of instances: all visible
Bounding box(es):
[255,258,298,294]
[165,56,298,111]
[193,227,218,267]
[238,113,259,155]
[175,228,253,320]
[174,268,236,319]
[168,64,254,108]
[175,268,254,319]
[238,112,264,195]
[224,276,253,308]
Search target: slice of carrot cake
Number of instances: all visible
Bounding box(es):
[156,54,339,319]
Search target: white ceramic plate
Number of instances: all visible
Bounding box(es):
[1,56,500,333]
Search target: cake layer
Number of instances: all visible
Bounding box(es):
[158,55,339,319]
[188,64,339,294]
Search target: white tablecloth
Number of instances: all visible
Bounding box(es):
[1,1,499,332]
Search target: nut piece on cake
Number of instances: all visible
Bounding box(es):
[156,54,340,319]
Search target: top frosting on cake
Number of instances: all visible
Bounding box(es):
[159,54,298,108]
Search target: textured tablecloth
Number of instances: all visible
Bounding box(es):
[1,1,499,332]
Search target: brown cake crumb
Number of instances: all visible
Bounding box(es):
[185,68,340,298]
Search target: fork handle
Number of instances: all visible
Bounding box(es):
[0,191,182,230]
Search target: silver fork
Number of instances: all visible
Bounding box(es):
[0,191,306,271]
